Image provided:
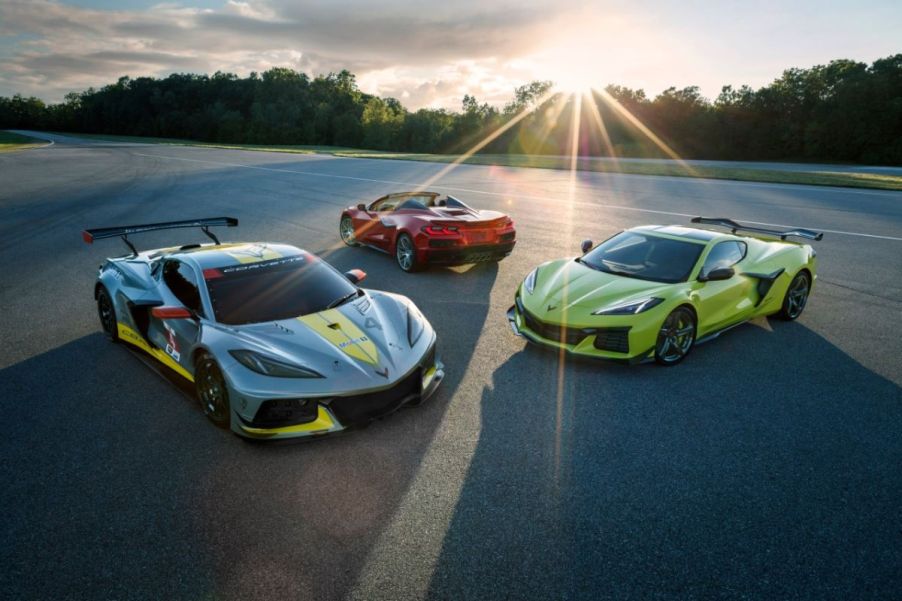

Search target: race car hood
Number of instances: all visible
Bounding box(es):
[212,290,421,385]
[522,258,671,320]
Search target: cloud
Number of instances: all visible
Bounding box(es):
[0,0,570,108]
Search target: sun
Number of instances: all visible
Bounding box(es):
[526,23,610,95]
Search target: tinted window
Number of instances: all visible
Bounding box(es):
[580,231,705,283]
[702,241,746,272]
[205,254,358,325]
[163,260,203,313]
[396,199,428,211]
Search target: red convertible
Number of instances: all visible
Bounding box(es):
[339,192,516,272]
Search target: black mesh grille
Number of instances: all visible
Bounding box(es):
[427,242,515,265]
[521,309,588,346]
[248,398,318,428]
[521,308,631,353]
[593,328,631,353]
[499,232,516,242]
[328,368,421,425]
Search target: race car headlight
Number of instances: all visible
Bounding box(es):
[592,297,665,316]
[229,350,323,378]
[407,304,425,346]
[524,268,538,294]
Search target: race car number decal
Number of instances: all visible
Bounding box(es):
[163,322,181,362]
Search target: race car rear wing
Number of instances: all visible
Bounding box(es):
[691,217,823,241]
[82,217,238,256]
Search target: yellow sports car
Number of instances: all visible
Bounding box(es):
[508,217,822,365]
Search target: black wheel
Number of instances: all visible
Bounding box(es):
[97,286,119,342]
[395,233,423,272]
[779,271,810,320]
[195,354,231,429]
[655,307,696,366]
[340,215,359,247]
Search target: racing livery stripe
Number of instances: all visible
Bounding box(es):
[225,244,283,264]
[422,365,439,389]
[296,309,379,365]
[238,406,339,437]
[117,323,195,382]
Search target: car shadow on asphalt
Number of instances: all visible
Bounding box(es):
[0,257,500,600]
[425,319,902,600]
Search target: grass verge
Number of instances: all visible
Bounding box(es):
[47,131,902,191]
[0,131,48,153]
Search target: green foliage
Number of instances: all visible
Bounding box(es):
[1,55,900,164]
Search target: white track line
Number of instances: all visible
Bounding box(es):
[131,151,902,242]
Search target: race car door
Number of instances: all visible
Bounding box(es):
[694,241,756,335]
[147,259,203,376]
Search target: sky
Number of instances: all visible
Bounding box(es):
[0,0,899,110]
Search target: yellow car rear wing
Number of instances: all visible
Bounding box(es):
[691,217,823,241]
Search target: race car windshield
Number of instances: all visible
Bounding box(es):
[580,232,705,283]
[205,255,358,325]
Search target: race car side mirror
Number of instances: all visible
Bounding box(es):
[580,239,594,254]
[345,269,367,284]
[357,203,367,211]
[699,267,735,282]
[151,306,194,319]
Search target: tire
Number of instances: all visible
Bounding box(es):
[778,271,810,321]
[395,233,423,272]
[654,306,696,366]
[340,215,360,247]
[97,286,119,342]
[195,354,231,429]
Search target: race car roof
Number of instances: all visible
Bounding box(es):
[149,242,306,269]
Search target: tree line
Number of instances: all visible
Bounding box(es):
[1,54,900,164]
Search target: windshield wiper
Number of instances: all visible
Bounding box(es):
[326,290,361,309]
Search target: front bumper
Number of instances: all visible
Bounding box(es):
[231,346,444,440]
[507,301,655,365]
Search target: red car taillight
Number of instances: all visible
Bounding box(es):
[422,225,460,236]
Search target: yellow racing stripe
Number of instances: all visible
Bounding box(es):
[297,308,379,365]
[225,244,283,264]
[117,323,195,382]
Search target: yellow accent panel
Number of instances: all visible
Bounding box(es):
[422,365,437,389]
[239,406,337,436]
[297,309,379,365]
[226,244,283,264]
[117,323,195,382]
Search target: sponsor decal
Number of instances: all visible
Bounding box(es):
[547,304,557,312]
[163,322,181,361]
[219,255,304,274]
[338,335,369,349]
[374,366,389,379]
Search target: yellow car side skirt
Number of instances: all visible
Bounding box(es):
[117,322,195,382]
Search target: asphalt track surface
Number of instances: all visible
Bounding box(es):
[1,133,900,601]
